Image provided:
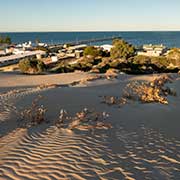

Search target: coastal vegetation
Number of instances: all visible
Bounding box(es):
[50,54,180,75]
[49,39,178,74]
[16,38,180,75]
[110,39,135,59]
[19,58,46,74]
[0,35,11,44]
[83,46,102,57]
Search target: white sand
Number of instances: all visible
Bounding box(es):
[0,72,180,180]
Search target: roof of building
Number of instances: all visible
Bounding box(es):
[143,44,166,49]
[69,44,87,50]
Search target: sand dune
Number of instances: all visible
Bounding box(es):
[0,72,180,179]
[0,126,179,180]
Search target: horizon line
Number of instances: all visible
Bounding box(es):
[0,30,180,33]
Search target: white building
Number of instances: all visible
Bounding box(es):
[68,44,87,51]
[38,43,48,47]
[16,41,32,49]
[51,55,58,62]
[137,44,167,57]
[13,48,25,55]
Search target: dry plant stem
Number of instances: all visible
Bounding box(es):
[55,108,111,131]
[19,95,47,127]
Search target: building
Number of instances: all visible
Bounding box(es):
[68,44,87,52]
[75,50,83,58]
[51,56,58,62]
[0,50,46,67]
[137,44,167,57]
[13,48,25,55]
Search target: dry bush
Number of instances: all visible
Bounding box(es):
[102,75,176,106]
[105,68,119,79]
[102,96,127,106]
[54,108,112,131]
[123,75,176,104]
[18,95,47,127]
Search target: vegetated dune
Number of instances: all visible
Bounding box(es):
[0,72,180,180]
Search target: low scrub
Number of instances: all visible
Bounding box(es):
[83,46,102,57]
[19,58,46,74]
[129,55,180,71]
[102,75,177,106]
[123,75,176,104]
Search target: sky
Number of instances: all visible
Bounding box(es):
[0,0,180,32]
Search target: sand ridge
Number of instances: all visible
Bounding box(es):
[0,126,179,180]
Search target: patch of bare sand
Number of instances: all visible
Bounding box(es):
[0,72,104,89]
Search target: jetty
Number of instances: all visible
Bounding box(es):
[49,36,121,49]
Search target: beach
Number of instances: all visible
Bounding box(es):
[0,72,179,180]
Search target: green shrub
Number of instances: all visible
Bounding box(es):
[128,55,151,64]
[110,39,135,59]
[151,56,170,67]
[97,64,110,73]
[83,46,101,57]
[50,64,74,73]
[129,55,171,68]
[19,58,46,74]
[0,35,11,44]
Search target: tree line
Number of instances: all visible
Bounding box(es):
[0,35,11,44]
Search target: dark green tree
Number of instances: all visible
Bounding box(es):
[110,39,135,59]
[5,36,11,44]
[0,35,11,44]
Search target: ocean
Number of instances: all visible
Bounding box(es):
[0,31,180,47]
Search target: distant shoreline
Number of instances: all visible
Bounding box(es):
[1,30,180,33]
[1,31,180,47]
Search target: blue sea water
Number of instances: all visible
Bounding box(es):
[0,31,180,47]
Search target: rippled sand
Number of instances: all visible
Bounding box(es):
[0,72,180,180]
[0,126,179,180]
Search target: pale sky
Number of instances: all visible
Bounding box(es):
[0,0,180,32]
